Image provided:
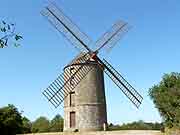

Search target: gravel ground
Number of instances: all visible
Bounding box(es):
[18,130,163,135]
[100,130,163,135]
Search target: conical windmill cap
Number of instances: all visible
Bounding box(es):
[67,52,87,66]
[66,52,97,68]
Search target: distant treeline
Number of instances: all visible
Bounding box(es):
[108,120,163,131]
[0,104,63,135]
[0,104,164,135]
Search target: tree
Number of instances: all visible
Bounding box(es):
[31,116,50,133]
[49,114,64,132]
[0,20,22,48]
[0,104,23,135]
[21,117,32,134]
[149,72,180,128]
[107,120,163,131]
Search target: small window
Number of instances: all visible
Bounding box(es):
[70,91,75,106]
[70,67,75,86]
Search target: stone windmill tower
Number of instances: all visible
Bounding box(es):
[63,54,107,131]
[41,2,143,132]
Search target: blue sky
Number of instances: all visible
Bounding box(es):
[0,0,180,124]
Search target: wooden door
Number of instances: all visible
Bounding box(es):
[70,112,75,128]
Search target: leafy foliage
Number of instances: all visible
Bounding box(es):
[149,72,180,128]
[31,115,64,133]
[49,114,64,132]
[31,117,50,133]
[21,117,32,134]
[0,104,23,135]
[108,120,163,131]
[0,20,22,48]
[0,104,65,134]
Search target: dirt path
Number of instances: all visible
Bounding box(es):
[18,130,163,135]
[100,130,163,135]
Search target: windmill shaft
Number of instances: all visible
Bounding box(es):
[46,7,92,53]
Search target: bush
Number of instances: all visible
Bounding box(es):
[149,72,180,129]
[108,120,163,131]
[31,117,50,133]
[0,104,31,135]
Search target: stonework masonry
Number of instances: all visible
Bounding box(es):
[63,58,107,132]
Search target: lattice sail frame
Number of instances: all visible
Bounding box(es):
[41,3,92,52]
[101,59,143,108]
[41,2,143,109]
[43,53,92,108]
[94,20,131,53]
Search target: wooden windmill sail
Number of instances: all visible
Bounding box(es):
[41,2,143,131]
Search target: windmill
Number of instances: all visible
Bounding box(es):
[41,2,143,132]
